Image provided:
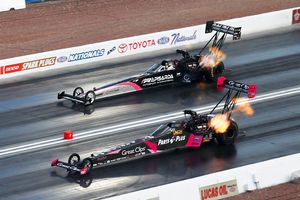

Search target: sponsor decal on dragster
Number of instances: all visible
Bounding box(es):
[104,156,127,164]
[57,162,80,171]
[118,39,156,53]
[227,80,249,90]
[141,74,174,86]
[158,135,186,146]
[116,82,143,91]
[171,30,197,45]
[144,140,158,153]
[57,56,68,63]
[185,134,203,147]
[157,36,170,45]
[69,49,105,62]
[121,146,146,156]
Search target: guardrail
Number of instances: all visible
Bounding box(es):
[0,7,299,79]
[103,153,300,200]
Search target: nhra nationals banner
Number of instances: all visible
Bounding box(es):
[199,179,239,200]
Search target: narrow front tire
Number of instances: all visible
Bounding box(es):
[68,153,80,165]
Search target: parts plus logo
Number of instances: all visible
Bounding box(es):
[118,43,128,53]
[118,39,156,54]
[158,135,185,146]
[157,36,170,45]
[171,30,197,45]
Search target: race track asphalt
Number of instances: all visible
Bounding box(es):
[0,27,299,199]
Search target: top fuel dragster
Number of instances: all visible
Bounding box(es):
[51,77,255,176]
[57,21,241,105]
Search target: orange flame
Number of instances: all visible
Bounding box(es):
[233,97,254,116]
[199,47,226,68]
[208,113,231,134]
[208,98,254,134]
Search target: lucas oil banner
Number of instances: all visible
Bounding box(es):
[199,179,239,200]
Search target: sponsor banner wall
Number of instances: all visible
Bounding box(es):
[103,153,300,200]
[0,24,207,78]
[0,7,299,79]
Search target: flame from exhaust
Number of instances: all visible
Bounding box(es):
[208,113,231,134]
[208,98,254,134]
[199,47,226,68]
[233,97,255,116]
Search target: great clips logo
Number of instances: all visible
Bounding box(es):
[118,39,156,53]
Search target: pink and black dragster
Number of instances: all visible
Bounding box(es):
[57,21,241,105]
[51,77,256,176]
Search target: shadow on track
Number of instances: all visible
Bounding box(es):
[55,82,218,115]
[50,143,236,188]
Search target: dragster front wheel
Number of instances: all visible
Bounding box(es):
[85,91,96,105]
[73,87,84,97]
[68,153,80,165]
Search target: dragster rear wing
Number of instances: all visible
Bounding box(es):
[217,76,256,98]
[205,21,241,40]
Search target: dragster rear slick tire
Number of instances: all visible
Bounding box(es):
[204,62,225,82]
[216,120,238,145]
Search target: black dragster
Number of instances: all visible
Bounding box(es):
[51,77,255,176]
[57,21,241,105]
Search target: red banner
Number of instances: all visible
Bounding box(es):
[4,63,22,74]
[292,9,300,24]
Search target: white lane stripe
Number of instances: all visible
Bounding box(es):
[0,86,299,156]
